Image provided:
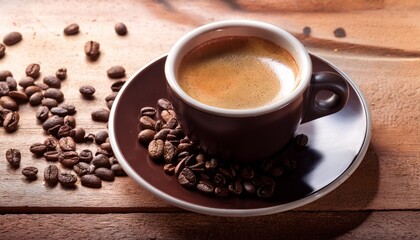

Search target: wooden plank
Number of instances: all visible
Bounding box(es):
[0,211,419,239]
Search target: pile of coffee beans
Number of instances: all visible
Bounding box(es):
[138,98,308,199]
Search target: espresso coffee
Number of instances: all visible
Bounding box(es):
[178,36,299,109]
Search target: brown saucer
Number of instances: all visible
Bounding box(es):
[109,54,371,216]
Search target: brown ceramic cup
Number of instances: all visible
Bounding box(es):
[165,20,349,163]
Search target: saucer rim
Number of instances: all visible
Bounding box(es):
[109,53,372,217]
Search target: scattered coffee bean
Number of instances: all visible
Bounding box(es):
[160,109,176,123]
[79,85,96,98]
[29,143,48,156]
[63,23,79,35]
[64,115,76,128]
[58,172,77,188]
[110,80,125,92]
[3,111,19,132]
[44,150,60,162]
[106,100,113,110]
[91,154,111,168]
[107,65,125,79]
[0,82,9,97]
[8,90,28,102]
[114,22,128,36]
[140,107,157,118]
[157,98,173,111]
[81,174,102,188]
[5,148,21,168]
[334,27,346,38]
[41,98,59,109]
[294,134,308,148]
[57,125,73,138]
[95,131,108,144]
[163,163,176,175]
[44,137,57,151]
[196,180,215,195]
[84,133,95,142]
[0,43,5,58]
[55,68,67,80]
[303,26,311,37]
[59,151,79,168]
[59,136,76,151]
[44,165,59,185]
[138,129,156,146]
[44,88,64,102]
[257,184,275,198]
[84,40,100,60]
[178,168,196,188]
[111,163,126,176]
[105,92,118,102]
[73,162,91,176]
[6,77,17,90]
[79,149,93,163]
[50,107,69,117]
[0,96,18,111]
[42,115,64,131]
[35,82,49,90]
[0,107,11,126]
[0,70,13,81]
[139,116,156,130]
[148,139,164,161]
[94,167,115,181]
[91,109,109,122]
[25,63,41,79]
[25,85,42,97]
[43,75,61,89]
[22,166,38,180]
[36,106,50,122]
[70,127,86,143]
[18,76,35,88]
[3,32,22,46]
[48,124,61,137]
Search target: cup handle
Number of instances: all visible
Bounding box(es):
[301,71,349,123]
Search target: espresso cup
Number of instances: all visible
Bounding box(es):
[165,20,348,163]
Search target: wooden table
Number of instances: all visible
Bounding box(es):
[1,0,419,239]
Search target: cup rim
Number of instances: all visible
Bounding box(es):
[165,20,312,117]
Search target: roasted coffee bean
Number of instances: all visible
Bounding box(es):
[111,163,126,176]
[48,124,61,137]
[36,106,49,122]
[73,162,91,176]
[44,151,60,162]
[43,75,61,88]
[64,115,76,128]
[0,43,5,58]
[109,156,118,164]
[110,80,125,92]
[105,92,118,102]
[100,143,112,153]
[55,68,67,80]
[196,180,215,195]
[160,109,176,123]
[5,148,21,168]
[22,166,38,180]
[154,120,163,132]
[148,139,164,161]
[240,167,255,180]
[177,142,194,153]
[3,111,19,132]
[84,133,95,142]
[106,100,113,110]
[163,163,176,175]
[205,158,218,170]
[41,98,59,109]
[57,125,73,138]
[60,103,76,115]
[18,76,35,88]
[79,85,96,98]
[59,136,76,151]
[25,85,42,97]
[58,172,77,188]
[140,107,156,118]
[178,168,196,188]
[91,109,109,122]
[79,149,93,163]
[95,148,112,157]
[0,70,13,81]
[154,128,170,140]
[303,26,311,37]
[139,116,156,130]
[6,77,17,90]
[25,63,41,79]
[3,32,22,46]
[50,107,69,117]
[163,141,177,163]
[8,90,28,102]
[114,22,128,36]
[44,88,64,102]
[162,118,178,129]
[44,137,57,151]
[63,23,79,35]
[175,157,187,176]
[294,134,308,148]
[215,186,229,197]
[44,165,59,185]
[95,130,108,144]
[138,129,156,146]
[243,181,257,195]
[81,174,102,188]
[157,98,173,111]
[94,167,115,181]
[334,27,346,38]
[42,115,64,131]
[257,184,275,198]
[84,40,100,60]
[59,151,79,168]
[70,127,85,143]
[91,154,111,168]
[0,82,9,97]
[29,143,48,156]
[35,82,49,90]
[106,65,125,79]
[0,96,18,111]
[0,107,11,125]
[228,179,243,195]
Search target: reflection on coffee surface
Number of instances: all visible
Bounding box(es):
[178,36,299,109]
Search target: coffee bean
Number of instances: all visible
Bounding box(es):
[139,116,156,130]
[303,26,311,37]
[36,106,49,122]
[3,111,19,132]
[5,148,21,168]
[63,115,76,128]
[91,109,110,122]
[215,186,229,197]
[43,75,61,88]
[29,143,48,156]
[81,174,102,188]
[84,133,95,142]
[93,131,108,145]
[228,179,243,195]
[78,149,93,163]
[106,65,126,79]
[106,100,113,110]
[240,166,255,180]
[55,68,67,80]
[59,136,76,151]
[59,151,79,168]
[73,162,91,176]
[243,181,257,195]
[294,134,308,148]
[44,89,64,102]
[35,82,49,90]
[212,172,226,187]
[0,82,9,97]
[84,40,100,60]
[157,98,173,111]
[22,166,38,180]
[18,76,35,88]
[44,137,57,151]
[114,22,128,36]
[0,107,11,126]
[79,85,96,98]
[25,63,41,79]
[48,124,61,137]
[25,85,42,97]
[0,96,18,111]
[0,70,13,81]
[100,143,112,154]
[177,142,194,153]
[178,168,196,188]
[63,23,79,35]
[154,120,163,132]
[105,92,118,102]
[6,77,17,90]
[205,158,218,170]
[196,180,215,195]
[42,115,64,131]
[160,109,176,123]
[163,163,176,175]
[0,43,5,58]
[44,151,60,162]
[91,154,111,168]
[94,167,115,181]
[154,128,170,140]
[8,90,28,102]
[140,106,156,118]
[110,80,125,92]
[334,27,346,38]
[44,165,59,185]
[41,98,59,109]
[58,172,77,188]
[148,139,164,161]
[163,141,176,163]
[70,127,85,143]
[3,32,22,46]
[50,107,69,117]
[57,125,73,138]
[111,163,126,176]
[138,129,156,146]
[257,184,275,198]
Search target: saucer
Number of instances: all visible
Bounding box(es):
[109,54,372,217]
